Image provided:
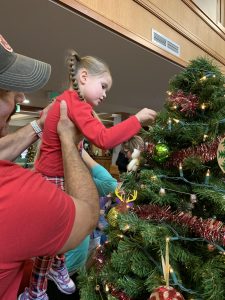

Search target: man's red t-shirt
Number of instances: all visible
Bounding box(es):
[35,90,141,176]
[0,160,75,300]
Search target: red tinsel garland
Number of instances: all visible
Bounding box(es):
[110,285,133,300]
[133,205,225,246]
[145,136,224,168]
[165,136,223,167]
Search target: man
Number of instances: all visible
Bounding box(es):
[0,34,99,299]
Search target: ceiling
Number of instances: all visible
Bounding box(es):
[0,0,183,127]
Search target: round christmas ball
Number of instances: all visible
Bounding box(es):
[207,244,215,252]
[152,143,170,163]
[149,286,185,300]
[107,207,119,227]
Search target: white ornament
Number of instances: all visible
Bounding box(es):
[131,148,141,159]
[159,188,166,196]
[127,148,141,172]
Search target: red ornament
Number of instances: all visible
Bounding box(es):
[148,286,185,300]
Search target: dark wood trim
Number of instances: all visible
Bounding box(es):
[19,105,43,112]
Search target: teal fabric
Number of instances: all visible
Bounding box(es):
[65,236,90,274]
[91,164,117,196]
[65,163,117,274]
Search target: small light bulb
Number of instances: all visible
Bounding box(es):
[123,224,130,231]
[179,163,184,177]
[168,118,172,130]
[205,169,210,184]
[23,99,30,104]
[201,103,206,110]
[117,234,124,238]
[173,118,180,124]
[203,134,208,141]
[105,284,109,292]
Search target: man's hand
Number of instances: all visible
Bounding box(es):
[36,101,54,129]
[57,100,82,145]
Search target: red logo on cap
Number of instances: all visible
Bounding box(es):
[0,35,13,52]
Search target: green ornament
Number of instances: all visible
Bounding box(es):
[153,143,170,163]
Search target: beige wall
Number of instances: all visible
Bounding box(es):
[193,0,217,23]
[59,0,225,72]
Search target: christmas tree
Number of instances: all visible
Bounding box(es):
[25,144,36,166]
[78,57,225,300]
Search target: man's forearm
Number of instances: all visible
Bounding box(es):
[0,123,38,161]
[61,138,99,225]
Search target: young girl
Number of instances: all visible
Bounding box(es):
[19,50,156,300]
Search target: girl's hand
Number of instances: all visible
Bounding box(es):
[135,108,157,126]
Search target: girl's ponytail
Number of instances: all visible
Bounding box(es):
[67,49,84,100]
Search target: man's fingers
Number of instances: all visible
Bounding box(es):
[60,100,67,119]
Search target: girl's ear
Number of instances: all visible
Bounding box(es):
[79,68,88,85]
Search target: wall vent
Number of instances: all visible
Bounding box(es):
[152,29,180,57]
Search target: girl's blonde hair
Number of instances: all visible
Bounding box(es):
[66,49,111,122]
[66,49,111,91]
[122,135,144,153]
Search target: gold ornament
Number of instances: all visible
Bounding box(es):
[107,207,119,227]
[107,188,138,227]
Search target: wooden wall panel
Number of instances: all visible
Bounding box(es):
[58,0,225,72]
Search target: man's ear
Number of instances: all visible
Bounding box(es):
[79,68,88,85]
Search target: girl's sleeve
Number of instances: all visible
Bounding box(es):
[70,101,141,150]
[91,164,118,196]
